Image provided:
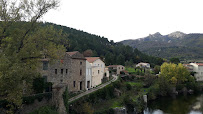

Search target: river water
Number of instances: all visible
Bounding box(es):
[144,93,203,114]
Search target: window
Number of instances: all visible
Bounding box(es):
[66,69,68,74]
[55,69,57,74]
[98,64,99,66]
[98,70,100,74]
[80,69,82,75]
[43,61,48,70]
[80,62,82,65]
[61,69,63,74]
[60,79,63,83]
[122,67,124,69]
[73,81,76,87]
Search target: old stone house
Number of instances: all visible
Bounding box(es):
[108,65,125,75]
[85,57,106,87]
[40,51,86,92]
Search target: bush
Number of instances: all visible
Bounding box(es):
[23,93,52,105]
[30,106,58,114]
[126,83,132,90]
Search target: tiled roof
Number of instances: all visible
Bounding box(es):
[196,63,203,66]
[66,51,78,56]
[85,57,100,63]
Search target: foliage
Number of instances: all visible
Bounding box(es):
[23,93,52,105]
[154,65,160,74]
[125,67,136,73]
[170,57,180,64]
[33,76,45,94]
[45,23,164,66]
[160,62,190,85]
[63,87,69,113]
[0,0,64,112]
[29,106,58,114]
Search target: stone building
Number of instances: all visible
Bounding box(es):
[108,65,125,75]
[40,51,86,92]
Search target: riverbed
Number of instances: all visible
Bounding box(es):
[144,93,203,114]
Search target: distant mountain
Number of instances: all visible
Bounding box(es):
[121,31,203,60]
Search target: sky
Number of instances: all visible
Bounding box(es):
[43,0,203,42]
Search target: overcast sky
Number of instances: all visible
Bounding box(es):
[43,0,203,42]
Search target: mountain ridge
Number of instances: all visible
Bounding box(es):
[121,31,203,60]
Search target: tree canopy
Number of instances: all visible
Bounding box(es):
[0,0,65,113]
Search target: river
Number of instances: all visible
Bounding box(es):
[144,93,203,114]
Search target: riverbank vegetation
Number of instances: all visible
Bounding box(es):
[68,62,203,114]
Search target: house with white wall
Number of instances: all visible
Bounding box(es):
[85,57,105,87]
[190,63,203,81]
[86,61,92,90]
[136,62,150,68]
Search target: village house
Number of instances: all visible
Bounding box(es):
[183,64,194,72]
[190,63,203,81]
[86,60,92,90]
[136,62,150,69]
[40,51,86,92]
[85,57,106,87]
[108,65,125,75]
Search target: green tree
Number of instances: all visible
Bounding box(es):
[170,57,180,64]
[116,54,125,65]
[154,65,160,74]
[0,0,63,113]
[160,62,190,86]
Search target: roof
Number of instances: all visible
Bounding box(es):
[66,51,78,56]
[196,63,203,66]
[85,57,100,63]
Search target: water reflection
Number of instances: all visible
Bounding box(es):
[144,94,203,114]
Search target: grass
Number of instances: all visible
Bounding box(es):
[125,67,136,73]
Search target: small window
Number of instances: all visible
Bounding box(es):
[80,62,82,65]
[73,81,76,87]
[61,69,63,74]
[122,67,123,69]
[98,64,99,66]
[60,79,63,83]
[55,69,57,74]
[80,69,82,76]
[43,61,48,70]
[98,70,100,74]
[66,69,68,74]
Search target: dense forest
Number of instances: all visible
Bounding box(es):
[43,22,164,67]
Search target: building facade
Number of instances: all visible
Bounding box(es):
[85,57,105,87]
[86,61,92,90]
[108,65,125,75]
[190,63,203,81]
[40,51,86,92]
[136,62,150,69]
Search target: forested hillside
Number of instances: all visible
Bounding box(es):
[121,31,203,60]
[43,23,164,67]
